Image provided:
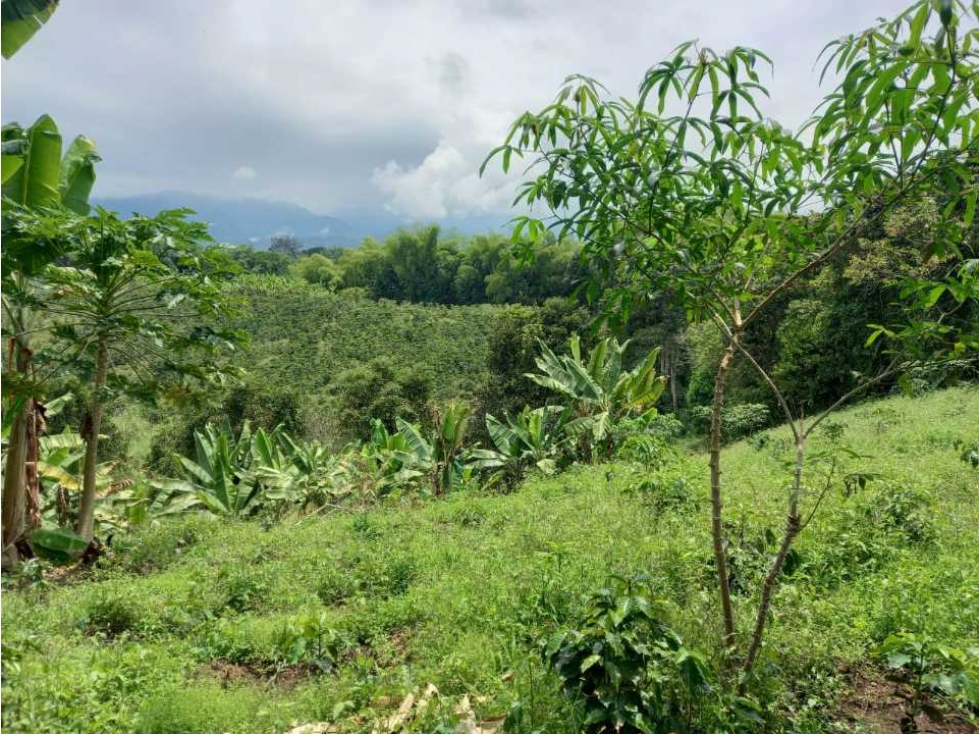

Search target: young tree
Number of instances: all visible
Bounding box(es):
[485,0,977,679]
[4,206,243,540]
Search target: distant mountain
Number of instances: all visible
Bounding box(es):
[96,192,363,249]
[96,191,513,249]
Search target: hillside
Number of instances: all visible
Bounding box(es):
[225,278,503,401]
[4,386,977,733]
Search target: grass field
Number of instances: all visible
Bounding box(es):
[2,386,977,733]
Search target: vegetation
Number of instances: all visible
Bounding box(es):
[2,1,978,733]
[2,388,977,732]
[485,0,978,680]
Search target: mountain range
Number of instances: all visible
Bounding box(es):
[95,192,510,249]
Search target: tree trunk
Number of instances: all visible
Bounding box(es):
[742,436,805,677]
[77,339,109,541]
[1,338,33,569]
[710,340,738,653]
[1,407,29,568]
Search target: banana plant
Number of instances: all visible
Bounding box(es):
[527,335,667,459]
[394,402,473,496]
[471,405,565,478]
[160,421,265,518]
[1,115,99,564]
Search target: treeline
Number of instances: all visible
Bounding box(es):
[223,226,585,305]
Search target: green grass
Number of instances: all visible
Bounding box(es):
[3,386,977,733]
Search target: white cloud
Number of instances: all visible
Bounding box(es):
[3,0,910,222]
[232,165,258,181]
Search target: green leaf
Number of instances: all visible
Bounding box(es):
[1,0,59,59]
[31,526,88,563]
[59,135,99,215]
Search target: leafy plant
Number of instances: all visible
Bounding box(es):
[541,576,714,734]
[471,405,565,483]
[485,0,978,677]
[527,335,666,460]
[877,632,979,731]
[161,421,292,518]
[393,402,474,496]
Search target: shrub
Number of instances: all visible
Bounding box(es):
[540,576,715,734]
[688,403,771,441]
[82,594,140,637]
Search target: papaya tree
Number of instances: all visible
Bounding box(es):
[1,114,99,564]
[3,206,242,540]
[485,0,978,679]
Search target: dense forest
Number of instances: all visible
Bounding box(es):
[2,2,978,733]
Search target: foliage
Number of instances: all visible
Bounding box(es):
[541,576,716,734]
[394,402,474,496]
[472,406,565,483]
[278,225,584,306]
[877,632,979,729]
[160,421,295,518]
[1,387,977,733]
[687,403,771,441]
[486,0,979,674]
[528,335,666,460]
[0,0,59,58]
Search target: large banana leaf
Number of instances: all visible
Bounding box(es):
[2,114,62,209]
[59,135,100,214]
[1,0,59,59]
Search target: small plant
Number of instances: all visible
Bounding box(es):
[274,613,344,674]
[218,568,268,613]
[540,576,713,734]
[689,403,771,441]
[877,632,979,732]
[628,474,691,513]
[958,439,979,469]
[82,594,140,637]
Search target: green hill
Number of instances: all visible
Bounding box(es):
[3,386,977,733]
[226,277,504,401]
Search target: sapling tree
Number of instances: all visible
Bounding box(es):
[485,0,978,678]
[3,206,242,540]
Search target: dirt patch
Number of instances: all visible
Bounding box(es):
[841,669,977,733]
[197,659,316,690]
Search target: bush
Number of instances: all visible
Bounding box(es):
[688,403,771,441]
[615,415,683,468]
[81,594,140,637]
[540,576,716,734]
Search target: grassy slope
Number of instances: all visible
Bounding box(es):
[3,386,977,733]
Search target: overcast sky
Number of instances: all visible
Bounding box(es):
[1,0,907,225]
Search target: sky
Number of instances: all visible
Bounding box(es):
[1,0,909,227]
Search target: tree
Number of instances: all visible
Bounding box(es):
[270,234,302,258]
[1,114,99,564]
[486,0,977,680]
[4,206,242,540]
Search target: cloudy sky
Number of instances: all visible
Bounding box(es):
[2,0,906,227]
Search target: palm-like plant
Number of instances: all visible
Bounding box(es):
[395,402,473,496]
[527,335,667,459]
[162,421,281,518]
[1,0,60,59]
[471,406,564,478]
[1,116,99,563]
